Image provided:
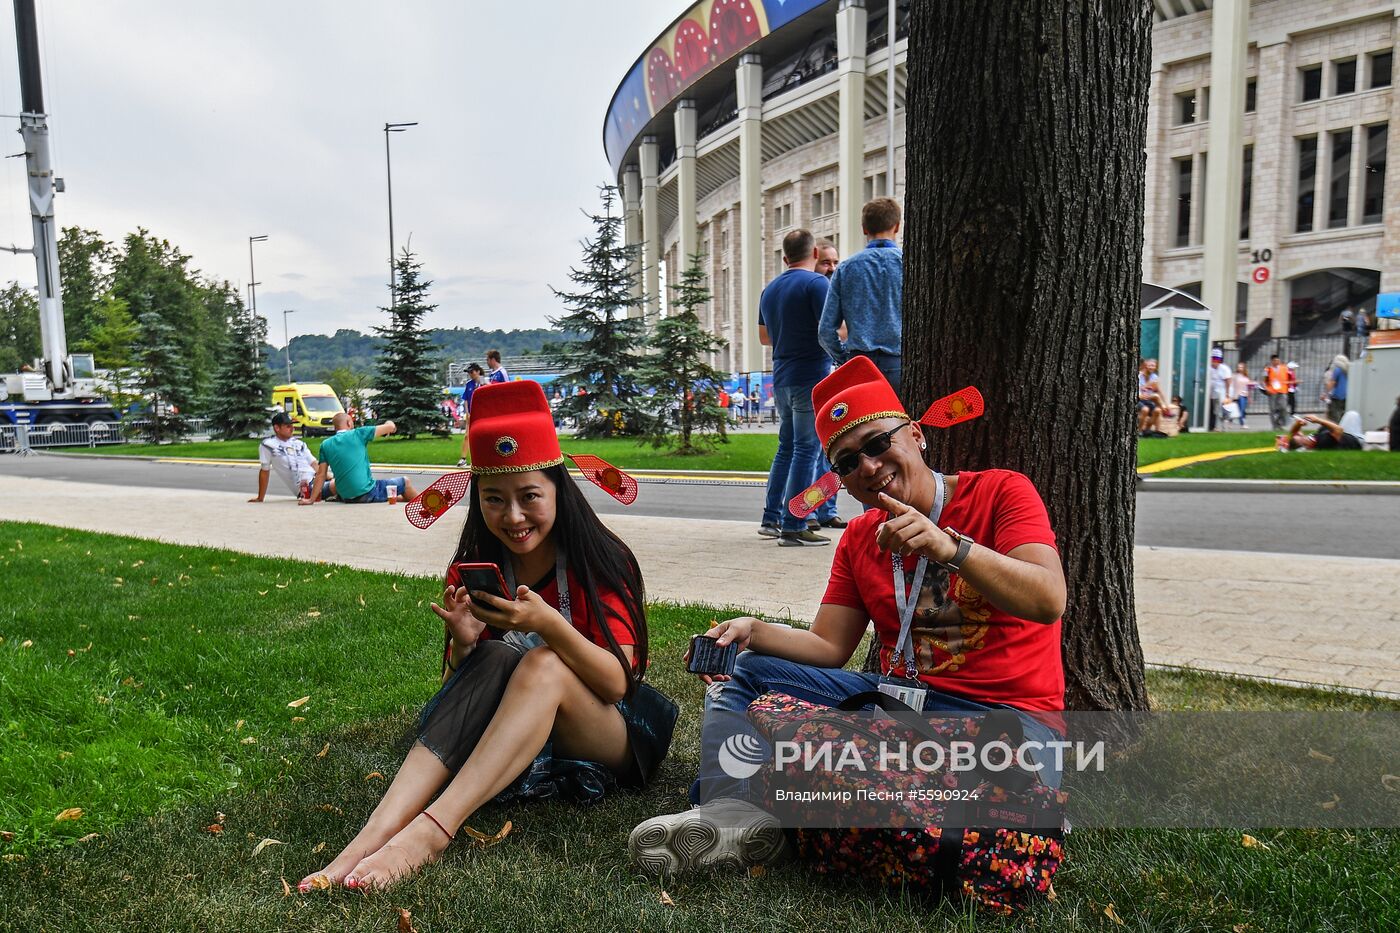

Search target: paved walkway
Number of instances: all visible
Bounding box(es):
[3,475,1397,697]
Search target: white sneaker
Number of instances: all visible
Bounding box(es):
[628,797,789,876]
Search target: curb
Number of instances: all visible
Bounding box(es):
[1138,477,1400,494]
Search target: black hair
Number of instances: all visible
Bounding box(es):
[449,463,648,694]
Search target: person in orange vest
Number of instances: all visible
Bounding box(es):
[1264,354,1291,431]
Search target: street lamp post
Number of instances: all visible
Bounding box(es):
[248,234,268,318]
[383,122,417,308]
[282,309,297,384]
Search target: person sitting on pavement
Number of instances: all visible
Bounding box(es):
[629,356,1067,875]
[1171,395,1190,433]
[304,412,419,505]
[250,412,330,503]
[1281,412,1365,451]
[1137,358,1166,436]
[1390,396,1400,453]
[299,380,673,892]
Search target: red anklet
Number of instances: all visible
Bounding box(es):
[421,810,454,841]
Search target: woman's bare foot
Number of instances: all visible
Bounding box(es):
[298,818,412,893]
[344,814,452,891]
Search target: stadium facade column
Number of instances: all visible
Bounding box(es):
[737,53,765,374]
[622,164,643,309]
[1201,0,1249,345]
[836,0,868,257]
[1382,8,1400,312]
[674,99,699,272]
[640,135,662,322]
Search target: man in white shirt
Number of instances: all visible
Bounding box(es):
[1208,348,1232,431]
[250,412,325,502]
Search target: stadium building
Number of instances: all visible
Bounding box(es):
[604,0,1400,378]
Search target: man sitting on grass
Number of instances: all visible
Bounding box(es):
[250,412,331,503]
[304,412,419,505]
[1280,412,1365,451]
[629,356,1067,875]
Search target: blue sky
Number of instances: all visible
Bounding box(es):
[0,1,675,343]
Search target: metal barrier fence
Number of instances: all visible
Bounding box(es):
[1212,334,1354,415]
[0,417,211,453]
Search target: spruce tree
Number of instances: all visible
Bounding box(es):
[642,253,730,453]
[373,248,446,437]
[548,186,651,438]
[131,309,191,442]
[207,298,272,439]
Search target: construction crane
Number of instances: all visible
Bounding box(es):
[0,0,117,431]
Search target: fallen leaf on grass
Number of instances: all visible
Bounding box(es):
[1382,774,1400,793]
[2,854,24,863]
[1241,834,1271,850]
[205,824,223,834]
[55,808,83,822]
[748,865,766,878]
[21,640,32,649]
[358,593,366,608]
[305,611,321,619]
[392,583,400,592]
[216,812,225,824]
[317,743,330,758]
[287,696,311,708]
[281,877,292,898]
[659,891,676,907]
[1318,794,1341,811]
[397,908,419,933]
[314,804,343,815]
[1307,749,1336,763]
[275,583,289,589]
[251,838,284,857]
[303,874,331,891]
[1233,924,1252,933]
[461,820,512,848]
[258,591,268,597]
[1103,903,1125,926]
[235,719,245,731]
[312,841,326,854]
[291,716,304,723]
[67,649,75,657]
[241,736,257,745]
[364,771,384,781]
[76,833,99,843]
[0,831,14,842]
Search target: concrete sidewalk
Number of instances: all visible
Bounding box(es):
[3,475,1397,698]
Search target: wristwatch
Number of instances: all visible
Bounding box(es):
[938,527,975,572]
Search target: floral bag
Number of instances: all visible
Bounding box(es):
[747,691,1067,915]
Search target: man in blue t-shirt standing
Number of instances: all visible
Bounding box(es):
[757,229,841,546]
[818,198,904,392]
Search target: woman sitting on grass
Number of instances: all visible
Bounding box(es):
[300,380,675,892]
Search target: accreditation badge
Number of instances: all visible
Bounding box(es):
[877,674,927,711]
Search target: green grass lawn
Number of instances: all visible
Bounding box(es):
[67,432,783,473]
[1158,449,1400,481]
[2,522,1397,931]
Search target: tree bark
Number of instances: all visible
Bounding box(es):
[903,0,1153,711]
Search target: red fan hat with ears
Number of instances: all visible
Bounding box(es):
[812,355,908,453]
[406,380,638,530]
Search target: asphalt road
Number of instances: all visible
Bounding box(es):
[3,452,1397,559]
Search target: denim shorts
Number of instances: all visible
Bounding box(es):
[343,477,408,503]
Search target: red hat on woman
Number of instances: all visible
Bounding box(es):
[811,356,908,452]
[406,380,637,529]
[468,381,564,474]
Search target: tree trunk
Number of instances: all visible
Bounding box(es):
[903,0,1153,711]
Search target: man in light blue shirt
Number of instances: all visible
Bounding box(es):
[818,197,904,393]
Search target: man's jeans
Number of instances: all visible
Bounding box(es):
[854,351,902,396]
[1269,392,1290,430]
[762,383,822,533]
[691,653,1064,806]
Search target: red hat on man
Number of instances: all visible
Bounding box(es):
[812,356,908,452]
[468,380,564,474]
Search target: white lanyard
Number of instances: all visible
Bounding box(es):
[503,548,571,624]
[888,471,944,679]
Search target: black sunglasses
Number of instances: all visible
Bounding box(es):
[831,422,909,477]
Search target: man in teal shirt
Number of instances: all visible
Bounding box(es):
[303,413,420,504]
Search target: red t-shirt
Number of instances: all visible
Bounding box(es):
[822,469,1065,713]
[471,567,639,665]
